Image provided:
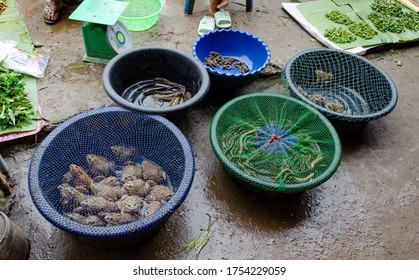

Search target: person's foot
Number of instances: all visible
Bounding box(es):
[43,0,64,25]
[217,0,229,10]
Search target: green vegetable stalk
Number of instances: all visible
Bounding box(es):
[0,61,35,130]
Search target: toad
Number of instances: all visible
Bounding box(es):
[111,145,136,163]
[123,179,150,196]
[99,212,138,225]
[141,160,167,184]
[116,194,143,215]
[120,164,142,183]
[146,185,174,203]
[79,196,119,214]
[86,154,115,177]
[144,201,162,217]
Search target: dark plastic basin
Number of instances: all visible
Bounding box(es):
[102,47,210,119]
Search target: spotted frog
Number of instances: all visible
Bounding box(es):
[142,160,167,184]
[146,185,174,203]
[86,154,115,177]
[315,69,334,86]
[99,212,138,225]
[116,194,143,215]
[120,164,142,183]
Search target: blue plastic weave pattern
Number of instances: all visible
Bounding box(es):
[28,107,195,241]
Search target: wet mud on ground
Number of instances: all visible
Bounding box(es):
[0,0,418,259]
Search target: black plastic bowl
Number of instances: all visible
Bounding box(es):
[102,47,210,119]
[28,107,195,248]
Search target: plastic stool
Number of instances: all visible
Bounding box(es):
[184,0,253,14]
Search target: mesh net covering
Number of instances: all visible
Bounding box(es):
[210,93,342,194]
[283,48,398,123]
[120,0,162,18]
[28,107,194,240]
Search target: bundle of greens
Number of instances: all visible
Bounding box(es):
[0,61,35,130]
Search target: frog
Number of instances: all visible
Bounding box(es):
[315,69,334,86]
[99,212,138,225]
[116,194,143,215]
[120,164,142,183]
[85,215,106,226]
[58,183,87,208]
[97,176,120,187]
[64,212,88,224]
[90,182,126,202]
[79,196,119,214]
[86,154,115,177]
[123,178,150,197]
[143,201,162,217]
[68,164,93,193]
[146,185,174,203]
[111,145,136,163]
[141,160,167,184]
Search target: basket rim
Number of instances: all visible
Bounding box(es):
[119,0,164,21]
[209,93,342,194]
[192,29,271,78]
[284,48,398,122]
[28,106,195,239]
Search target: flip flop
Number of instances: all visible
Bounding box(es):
[198,16,215,36]
[214,10,231,29]
[43,4,61,25]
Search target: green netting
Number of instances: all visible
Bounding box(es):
[283,48,398,124]
[209,93,342,194]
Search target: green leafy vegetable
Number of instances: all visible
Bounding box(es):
[324,27,357,44]
[348,21,378,40]
[0,61,35,130]
[325,10,354,25]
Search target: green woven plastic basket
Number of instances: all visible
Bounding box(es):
[209,93,342,196]
[118,0,163,32]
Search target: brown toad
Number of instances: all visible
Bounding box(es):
[120,164,142,183]
[146,185,174,203]
[123,179,150,196]
[116,194,143,215]
[143,201,162,217]
[91,183,127,202]
[79,196,119,214]
[58,183,87,208]
[68,164,93,193]
[141,160,167,184]
[111,145,136,163]
[86,154,115,177]
[99,212,138,225]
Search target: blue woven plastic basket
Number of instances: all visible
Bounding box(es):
[28,107,195,247]
[283,48,398,131]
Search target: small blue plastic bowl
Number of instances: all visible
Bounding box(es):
[193,29,271,87]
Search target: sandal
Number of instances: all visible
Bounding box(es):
[198,16,215,36]
[43,1,64,25]
[214,10,231,29]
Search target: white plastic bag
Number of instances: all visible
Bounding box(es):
[0,41,49,78]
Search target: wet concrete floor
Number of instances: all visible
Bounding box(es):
[0,0,418,259]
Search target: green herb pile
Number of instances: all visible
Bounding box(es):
[324,27,357,44]
[348,21,378,39]
[324,10,377,43]
[0,62,35,130]
[368,0,419,33]
[325,10,354,25]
